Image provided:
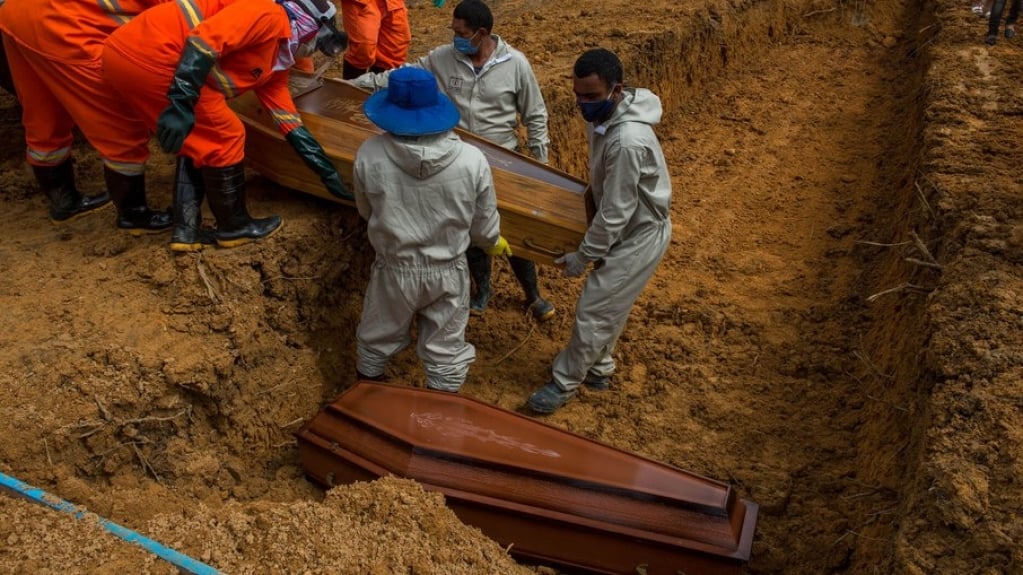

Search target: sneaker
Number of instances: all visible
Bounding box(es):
[528,297,556,322]
[1006,26,1016,38]
[356,370,388,382]
[972,3,984,13]
[986,34,997,45]
[526,381,577,414]
[583,373,611,391]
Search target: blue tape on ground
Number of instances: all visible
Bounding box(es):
[0,471,221,575]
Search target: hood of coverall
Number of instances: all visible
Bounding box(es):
[604,87,663,129]
[381,132,463,180]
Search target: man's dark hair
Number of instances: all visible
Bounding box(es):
[573,48,623,89]
[454,0,493,31]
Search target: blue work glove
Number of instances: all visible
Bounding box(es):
[433,0,445,6]
[157,41,216,153]
[484,236,512,257]
[555,251,589,278]
[285,126,354,201]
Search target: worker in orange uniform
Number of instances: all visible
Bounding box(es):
[0,0,173,230]
[339,0,411,79]
[103,0,351,251]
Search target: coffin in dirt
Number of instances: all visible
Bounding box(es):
[295,381,759,575]
[229,77,590,266]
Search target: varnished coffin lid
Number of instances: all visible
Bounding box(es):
[297,382,755,560]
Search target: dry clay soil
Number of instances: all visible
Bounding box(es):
[1,0,1021,573]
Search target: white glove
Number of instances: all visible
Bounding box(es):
[555,251,589,278]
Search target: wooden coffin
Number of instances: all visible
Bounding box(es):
[295,382,759,575]
[229,77,590,266]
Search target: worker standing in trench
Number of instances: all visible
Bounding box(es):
[352,66,511,391]
[0,0,173,231]
[102,0,351,250]
[527,48,673,415]
[350,0,556,322]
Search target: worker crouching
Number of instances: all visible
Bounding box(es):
[102,0,351,251]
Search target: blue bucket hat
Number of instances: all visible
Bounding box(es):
[363,67,459,136]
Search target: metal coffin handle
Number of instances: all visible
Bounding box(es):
[522,237,566,258]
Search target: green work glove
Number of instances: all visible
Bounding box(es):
[484,236,512,257]
[157,41,216,153]
[433,0,445,6]
[285,126,353,201]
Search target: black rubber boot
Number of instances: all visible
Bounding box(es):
[342,59,368,80]
[203,163,282,248]
[103,166,172,235]
[32,159,110,223]
[510,255,556,321]
[169,157,216,252]
[466,247,492,316]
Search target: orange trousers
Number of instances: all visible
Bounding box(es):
[341,0,410,71]
[2,34,149,172]
[103,46,246,169]
[293,56,315,73]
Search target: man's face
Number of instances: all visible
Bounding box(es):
[451,18,479,41]
[573,73,613,103]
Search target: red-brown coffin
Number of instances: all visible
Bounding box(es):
[295,382,758,575]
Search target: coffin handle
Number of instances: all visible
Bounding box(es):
[522,237,566,258]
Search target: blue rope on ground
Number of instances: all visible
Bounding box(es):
[0,470,221,575]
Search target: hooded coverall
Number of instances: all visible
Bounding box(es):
[353,131,501,392]
[551,88,672,391]
[0,0,167,173]
[340,0,409,74]
[102,0,304,168]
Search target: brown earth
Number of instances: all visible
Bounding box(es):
[1,0,1021,573]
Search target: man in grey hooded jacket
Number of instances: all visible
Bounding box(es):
[352,0,555,322]
[353,66,511,392]
[527,48,673,414]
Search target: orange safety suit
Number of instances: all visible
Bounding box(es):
[103,0,303,168]
[341,0,410,72]
[0,0,167,172]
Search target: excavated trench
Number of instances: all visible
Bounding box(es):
[9,0,1018,572]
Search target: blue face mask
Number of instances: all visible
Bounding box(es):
[453,30,480,55]
[578,97,616,124]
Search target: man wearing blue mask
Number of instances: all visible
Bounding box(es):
[351,0,555,323]
[527,48,672,415]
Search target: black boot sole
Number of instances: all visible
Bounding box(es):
[215,220,283,248]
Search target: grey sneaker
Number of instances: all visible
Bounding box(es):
[526,381,577,414]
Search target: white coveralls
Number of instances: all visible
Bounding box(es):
[551,88,673,391]
[353,131,501,391]
[352,35,550,163]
